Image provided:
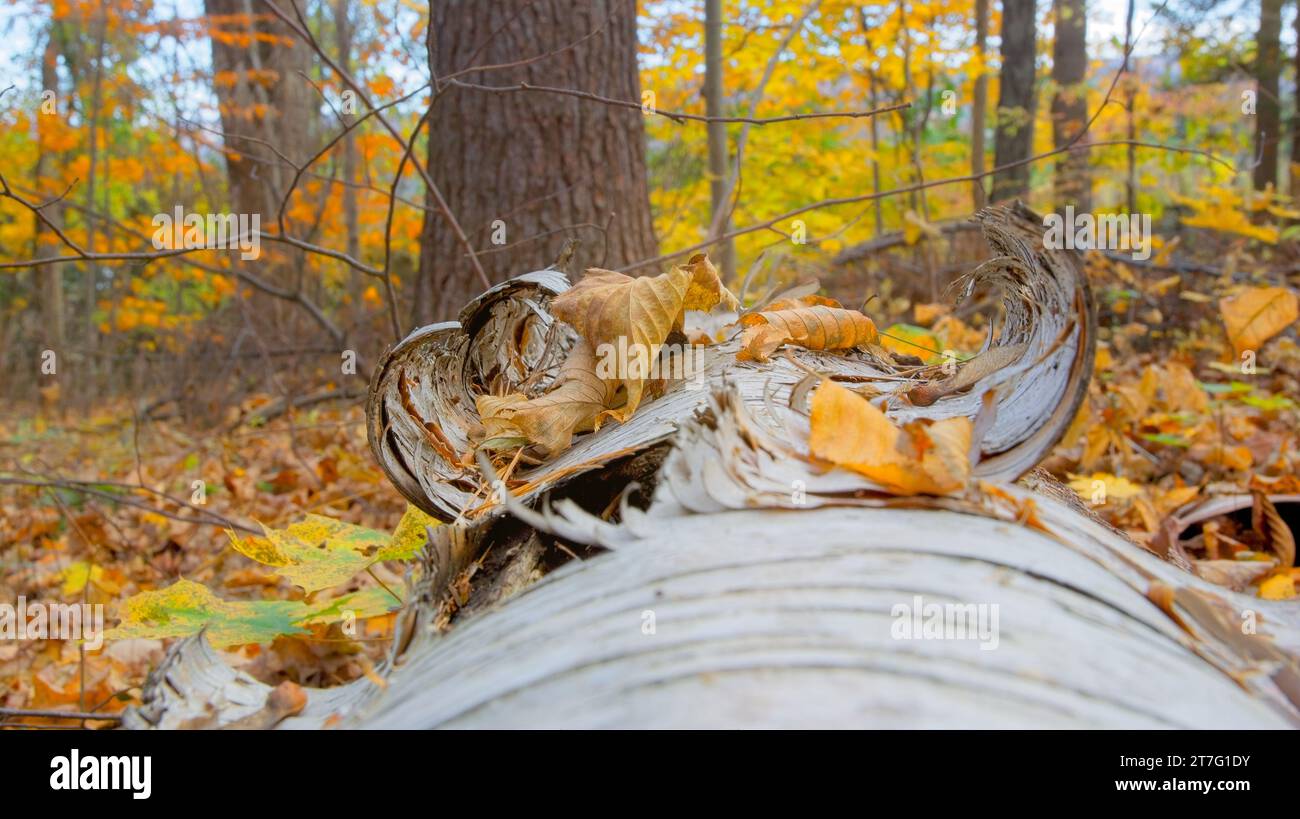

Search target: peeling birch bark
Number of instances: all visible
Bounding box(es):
[366,203,1093,520]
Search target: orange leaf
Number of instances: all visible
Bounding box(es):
[737,306,878,363]
[1218,286,1298,357]
[808,380,972,496]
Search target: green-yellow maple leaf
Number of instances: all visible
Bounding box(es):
[104,579,405,648]
[104,578,313,647]
[228,505,437,594]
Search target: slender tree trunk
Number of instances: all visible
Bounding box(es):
[83,1,107,351]
[869,74,884,237]
[35,31,66,352]
[334,0,362,315]
[972,0,989,209]
[1254,0,1282,191]
[703,0,734,279]
[205,0,316,228]
[414,0,658,324]
[1123,0,1136,213]
[992,0,1038,202]
[1290,0,1300,195]
[1051,0,1089,211]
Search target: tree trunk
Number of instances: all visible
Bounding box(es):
[1289,1,1300,195]
[413,0,658,325]
[334,0,362,315]
[204,0,316,226]
[703,0,734,280]
[35,30,66,352]
[1253,0,1282,191]
[971,0,990,209]
[992,0,1037,202]
[1050,0,1088,210]
[1123,0,1136,213]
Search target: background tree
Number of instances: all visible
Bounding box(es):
[1252,0,1282,191]
[992,0,1037,201]
[703,0,734,279]
[205,0,318,230]
[971,0,990,209]
[413,0,658,324]
[1051,0,1089,210]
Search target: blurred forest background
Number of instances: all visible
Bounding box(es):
[4,0,1300,722]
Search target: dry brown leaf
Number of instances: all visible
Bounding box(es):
[550,255,735,420]
[1218,286,1298,357]
[736,305,879,363]
[475,339,614,456]
[808,380,972,496]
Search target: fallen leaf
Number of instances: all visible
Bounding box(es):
[1259,573,1296,600]
[106,579,404,648]
[550,255,735,420]
[808,380,971,495]
[1066,472,1144,502]
[229,506,436,594]
[879,323,941,362]
[105,578,313,647]
[737,305,878,363]
[907,343,1027,407]
[475,339,614,455]
[1219,286,1298,357]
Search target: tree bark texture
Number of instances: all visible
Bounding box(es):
[205,0,316,224]
[992,0,1037,202]
[1253,0,1282,191]
[413,0,658,325]
[1050,0,1089,211]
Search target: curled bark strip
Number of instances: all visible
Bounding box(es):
[366,203,1094,520]
[366,269,576,519]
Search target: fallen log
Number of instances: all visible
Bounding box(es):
[124,204,1300,729]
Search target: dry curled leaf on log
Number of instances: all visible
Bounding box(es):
[367,204,1096,521]
[907,342,1029,407]
[736,303,879,363]
[474,339,614,456]
[549,253,737,421]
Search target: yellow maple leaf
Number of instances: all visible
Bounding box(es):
[1066,472,1144,502]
